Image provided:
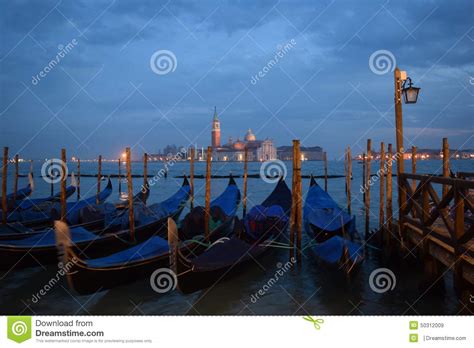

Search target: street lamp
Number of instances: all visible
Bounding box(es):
[401,77,421,104]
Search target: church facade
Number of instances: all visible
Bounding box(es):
[210,108,276,162]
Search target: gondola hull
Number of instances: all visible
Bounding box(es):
[0,214,178,270]
[57,177,240,294]
[62,214,234,294]
[175,234,282,295]
[173,178,291,294]
[305,219,355,243]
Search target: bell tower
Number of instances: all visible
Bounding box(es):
[211,106,221,148]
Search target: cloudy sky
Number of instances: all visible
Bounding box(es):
[1,0,473,159]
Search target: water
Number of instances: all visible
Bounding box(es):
[0,159,472,315]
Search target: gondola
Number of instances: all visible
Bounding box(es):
[0,177,113,237]
[55,176,240,295]
[304,176,363,274]
[309,235,364,275]
[11,177,112,229]
[13,173,77,211]
[0,173,34,210]
[171,177,291,294]
[7,173,77,219]
[0,177,120,241]
[0,177,191,270]
[303,176,356,243]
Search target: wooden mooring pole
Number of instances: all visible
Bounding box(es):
[385,144,393,249]
[77,159,81,201]
[344,148,348,194]
[60,149,67,221]
[125,147,135,242]
[50,159,54,196]
[296,141,302,261]
[442,137,449,198]
[290,140,302,261]
[96,155,102,205]
[411,146,417,218]
[118,158,122,196]
[379,142,385,230]
[13,154,19,202]
[190,147,195,210]
[411,146,417,193]
[143,152,148,203]
[323,151,328,192]
[365,139,372,240]
[204,146,212,241]
[346,146,352,215]
[2,147,8,224]
[362,152,366,205]
[243,145,248,217]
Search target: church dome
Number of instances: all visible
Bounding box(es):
[233,140,245,150]
[245,129,256,142]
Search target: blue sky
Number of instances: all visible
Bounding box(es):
[1,0,473,159]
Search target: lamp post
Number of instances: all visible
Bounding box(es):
[394,67,420,227]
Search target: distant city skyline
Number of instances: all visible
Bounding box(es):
[1,1,472,160]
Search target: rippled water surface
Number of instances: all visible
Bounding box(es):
[1,159,472,315]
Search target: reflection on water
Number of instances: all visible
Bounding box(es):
[0,159,472,315]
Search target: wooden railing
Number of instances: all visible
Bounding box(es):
[398,173,474,252]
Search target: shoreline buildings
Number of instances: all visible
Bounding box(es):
[210,107,277,161]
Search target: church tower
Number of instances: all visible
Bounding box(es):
[211,106,221,148]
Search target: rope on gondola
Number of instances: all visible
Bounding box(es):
[258,241,293,249]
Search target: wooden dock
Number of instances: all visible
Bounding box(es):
[387,171,474,295]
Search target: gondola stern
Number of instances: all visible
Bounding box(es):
[53,220,80,267]
[309,174,316,187]
[28,172,35,193]
[105,176,112,189]
[228,173,237,186]
[182,175,189,186]
[167,217,180,280]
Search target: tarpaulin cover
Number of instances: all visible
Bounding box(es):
[304,180,355,234]
[312,235,363,264]
[86,236,169,268]
[2,226,98,248]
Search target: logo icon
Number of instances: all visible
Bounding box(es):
[369,49,396,75]
[368,267,397,293]
[150,268,177,293]
[150,50,177,75]
[259,160,287,184]
[7,316,32,343]
[41,158,68,184]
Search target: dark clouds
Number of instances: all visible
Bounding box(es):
[0,0,472,159]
